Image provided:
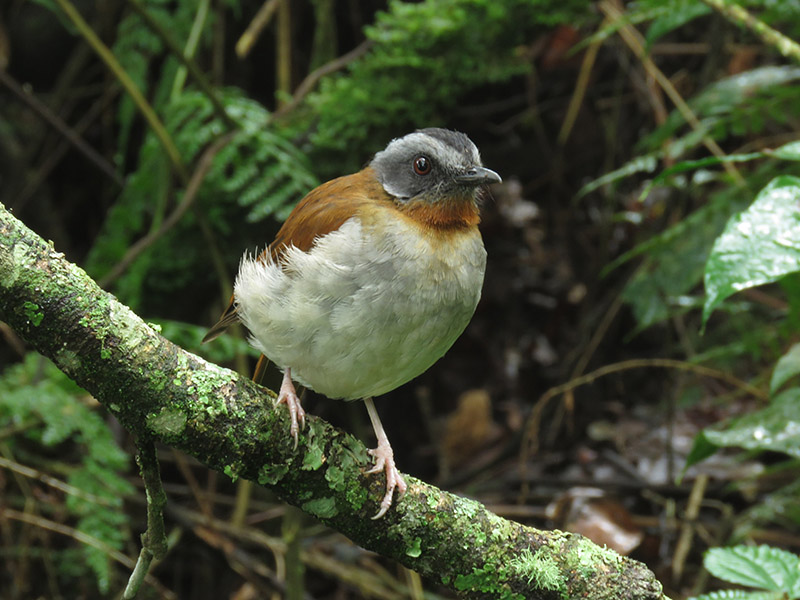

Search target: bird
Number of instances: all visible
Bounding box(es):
[203,128,501,518]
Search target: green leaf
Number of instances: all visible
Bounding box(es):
[683,430,722,472]
[704,545,800,595]
[702,388,800,459]
[703,176,800,325]
[644,0,711,47]
[577,154,659,198]
[640,152,764,201]
[733,480,800,541]
[770,343,800,395]
[639,66,800,157]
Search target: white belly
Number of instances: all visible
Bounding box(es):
[234,215,486,400]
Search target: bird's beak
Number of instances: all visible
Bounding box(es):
[455,166,502,186]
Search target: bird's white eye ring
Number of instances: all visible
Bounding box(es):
[413,156,431,175]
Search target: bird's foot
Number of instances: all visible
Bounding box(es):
[275,368,306,448]
[367,441,407,519]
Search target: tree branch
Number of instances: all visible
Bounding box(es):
[0,203,667,600]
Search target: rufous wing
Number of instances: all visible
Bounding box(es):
[202,167,390,343]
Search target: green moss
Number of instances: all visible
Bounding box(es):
[224,464,240,482]
[187,365,234,419]
[453,563,523,600]
[564,540,608,579]
[302,442,325,470]
[302,496,338,519]
[452,496,481,519]
[23,301,44,326]
[150,370,167,391]
[146,407,187,437]
[509,547,567,598]
[55,348,82,374]
[426,492,440,510]
[406,537,422,558]
[325,464,368,511]
[258,463,289,485]
[346,482,368,511]
[0,243,24,287]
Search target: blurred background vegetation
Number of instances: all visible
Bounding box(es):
[2,0,800,598]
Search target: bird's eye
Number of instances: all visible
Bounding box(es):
[413,156,431,175]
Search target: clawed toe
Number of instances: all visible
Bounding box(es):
[275,368,305,448]
[368,445,407,520]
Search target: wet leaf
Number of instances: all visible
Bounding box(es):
[702,388,800,459]
[703,176,800,325]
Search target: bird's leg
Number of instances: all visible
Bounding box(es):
[364,397,407,519]
[275,368,306,448]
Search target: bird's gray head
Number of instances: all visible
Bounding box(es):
[370,128,501,202]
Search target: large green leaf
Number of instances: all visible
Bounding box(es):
[701,388,800,459]
[703,176,800,325]
[704,545,800,596]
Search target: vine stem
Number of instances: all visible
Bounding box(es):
[700,0,800,64]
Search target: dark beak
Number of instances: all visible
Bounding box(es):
[455,166,502,186]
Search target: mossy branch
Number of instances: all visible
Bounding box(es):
[0,203,667,600]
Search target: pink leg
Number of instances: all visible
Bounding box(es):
[364,397,407,519]
[275,368,306,448]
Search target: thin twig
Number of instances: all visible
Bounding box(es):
[236,0,282,58]
[15,86,122,212]
[672,474,708,585]
[2,508,176,600]
[599,0,745,186]
[125,439,168,599]
[0,69,122,188]
[521,357,766,465]
[274,39,375,119]
[52,0,188,183]
[98,131,235,288]
[0,456,116,506]
[125,0,236,129]
[700,0,800,64]
[558,17,607,146]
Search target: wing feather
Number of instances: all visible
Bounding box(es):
[202,167,390,342]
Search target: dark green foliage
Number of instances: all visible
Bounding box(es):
[642,0,712,47]
[0,354,134,593]
[8,0,800,595]
[112,0,204,163]
[592,66,800,335]
[305,0,591,175]
[639,66,800,155]
[86,89,317,310]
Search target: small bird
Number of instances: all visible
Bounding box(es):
[204,128,500,518]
